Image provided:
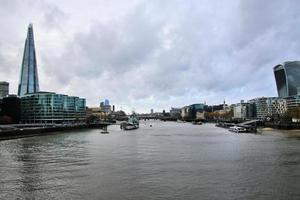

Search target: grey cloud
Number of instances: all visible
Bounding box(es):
[42,4,68,30]
[1,0,300,112]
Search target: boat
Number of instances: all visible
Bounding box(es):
[120,115,139,130]
[229,126,247,133]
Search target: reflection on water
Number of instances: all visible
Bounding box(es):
[0,121,299,199]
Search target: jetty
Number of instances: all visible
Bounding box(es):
[216,120,259,133]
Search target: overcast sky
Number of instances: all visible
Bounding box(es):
[1,0,300,113]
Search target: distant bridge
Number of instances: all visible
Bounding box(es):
[138,115,178,121]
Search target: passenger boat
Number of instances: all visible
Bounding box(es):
[120,115,139,130]
[228,126,247,133]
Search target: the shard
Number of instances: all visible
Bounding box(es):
[18,23,39,96]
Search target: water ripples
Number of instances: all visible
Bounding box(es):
[0,121,300,199]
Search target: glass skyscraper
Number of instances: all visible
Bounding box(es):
[274,61,300,98]
[18,23,39,96]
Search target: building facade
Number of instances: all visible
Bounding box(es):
[249,97,287,120]
[104,99,110,105]
[233,101,248,119]
[274,61,300,98]
[170,107,181,119]
[233,100,256,119]
[181,104,205,121]
[20,92,86,123]
[0,82,9,98]
[18,23,39,96]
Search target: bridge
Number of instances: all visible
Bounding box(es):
[138,115,178,121]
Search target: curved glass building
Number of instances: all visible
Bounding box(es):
[273,61,300,97]
[18,23,39,96]
[20,92,86,123]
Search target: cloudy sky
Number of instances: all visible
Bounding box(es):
[1,0,300,113]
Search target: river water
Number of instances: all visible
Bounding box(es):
[0,121,299,200]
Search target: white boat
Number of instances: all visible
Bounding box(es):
[229,126,247,133]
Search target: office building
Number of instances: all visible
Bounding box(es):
[285,95,300,108]
[0,82,9,98]
[181,104,205,121]
[170,107,181,118]
[100,100,111,113]
[0,95,21,124]
[233,101,248,119]
[249,97,287,120]
[104,99,110,106]
[20,92,86,123]
[18,23,39,96]
[274,61,300,98]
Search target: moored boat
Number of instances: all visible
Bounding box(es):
[120,115,139,130]
[229,126,247,133]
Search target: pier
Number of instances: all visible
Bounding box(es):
[216,120,259,133]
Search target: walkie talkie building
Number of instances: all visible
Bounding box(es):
[18,23,39,96]
[273,61,300,98]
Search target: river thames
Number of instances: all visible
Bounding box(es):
[0,121,300,199]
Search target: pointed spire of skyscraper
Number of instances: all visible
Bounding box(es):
[18,23,39,96]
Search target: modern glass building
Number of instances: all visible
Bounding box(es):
[181,104,205,120]
[18,23,39,96]
[274,61,300,98]
[20,92,86,123]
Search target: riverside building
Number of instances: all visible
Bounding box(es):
[248,97,287,120]
[20,92,86,124]
[181,104,205,121]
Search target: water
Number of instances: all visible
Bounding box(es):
[0,121,300,200]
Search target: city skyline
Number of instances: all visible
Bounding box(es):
[1,0,300,112]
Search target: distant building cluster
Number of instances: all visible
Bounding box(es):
[230,61,300,121]
[138,60,300,123]
[86,99,127,122]
[172,61,300,122]
[178,102,230,121]
[100,99,112,113]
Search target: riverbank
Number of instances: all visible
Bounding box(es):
[0,122,113,140]
[264,122,300,130]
